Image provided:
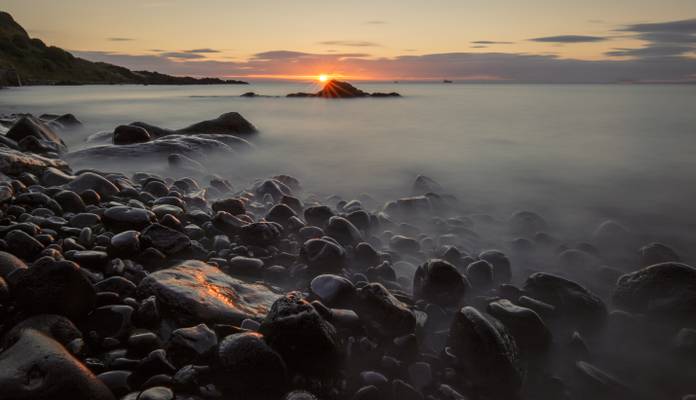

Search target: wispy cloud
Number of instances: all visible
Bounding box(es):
[185,48,221,53]
[609,18,696,58]
[160,51,206,59]
[318,40,381,47]
[471,40,514,45]
[530,35,607,43]
[107,37,134,42]
[364,20,386,25]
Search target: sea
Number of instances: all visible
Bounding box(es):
[1,82,695,258]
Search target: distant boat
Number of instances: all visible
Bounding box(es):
[443,79,453,83]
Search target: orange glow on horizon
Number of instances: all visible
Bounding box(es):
[318,74,329,82]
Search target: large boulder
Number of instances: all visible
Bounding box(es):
[67,172,119,198]
[413,259,469,306]
[355,282,416,338]
[0,147,71,176]
[0,329,115,400]
[6,116,67,153]
[113,124,151,145]
[178,112,257,135]
[613,262,696,319]
[447,307,524,397]
[137,260,280,326]
[259,292,342,376]
[523,272,607,329]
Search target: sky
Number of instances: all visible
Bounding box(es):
[4,0,696,82]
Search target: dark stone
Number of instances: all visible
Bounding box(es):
[639,243,680,267]
[7,259,96,319]
[212,211,246,236]
[166,323,218,366]
[310,274,356,307]
[300,237,345,274]
[108,230,141,258]
[143,180,169,197]
[0,329,115,400]
[413,259,468,306]
[466,260,494,289]
[447,306,523,396]
[103,206,155,232]
[524,272,607,329]
[613,262,696,318]
[216,332,287,397]
[478,250,512,284]
[5,229,45,261]
[0,250,27,279]
[54,190,86,213]
[212,198,246,215]
[355,282,416,338]
[140,223,191,255]
[304,205,335,228]
[266,203,298,227]
[326,216,362,246]
[68,250,110,270]
[239,222,282,246]
[138,386,173,400]
[6,116,68,153]
[84,305,134,339]
[259,292,342,376]
[178,112,257,135]
[488,299,552,352]
[96,370,131,398]
[3,314,82,346]
[67,172,119,198]
[113,125,151,145]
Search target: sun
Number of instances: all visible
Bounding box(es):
[318,74,329,82]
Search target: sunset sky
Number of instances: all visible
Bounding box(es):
[4,0,696,82]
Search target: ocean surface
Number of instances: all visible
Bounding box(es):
[1,82,695,257]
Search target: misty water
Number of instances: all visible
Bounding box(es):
[2,82,695,259]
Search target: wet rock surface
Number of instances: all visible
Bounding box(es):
[0,111,692,399]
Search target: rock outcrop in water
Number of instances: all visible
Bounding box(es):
[287,79,401,98]
[0,109,694,400]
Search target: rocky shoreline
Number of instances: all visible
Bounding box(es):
[0,111,694,400]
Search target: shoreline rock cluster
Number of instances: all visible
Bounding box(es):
[0,112,694,400]
[286,80,401,98]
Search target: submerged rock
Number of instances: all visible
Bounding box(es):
[137,260,280,326]
[287,80,400,98]
[6,116,68,153]
[413,259,468,306]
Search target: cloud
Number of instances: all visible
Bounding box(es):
[365,20,386,25]
[471,41,514,45]
[318,40,381,47]
[621,19,696,33]
[108,37,134,42]
[612,18,696,59]
[185,48,220,53]
[530,35,607,43]
[160,51,206,59]
[72,48,696,83]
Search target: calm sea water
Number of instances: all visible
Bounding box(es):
[1,83,695,254]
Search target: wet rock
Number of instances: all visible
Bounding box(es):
[108,230,142,258]
[226,256,264,276]
[103,206,155,232]
[412,175,444,195]
[166,323,218,366]
[239,221,282,246]
[488,299,552,352]
[0,329,115,400]
[574,361,634,400]
[6,116,67,153]
[478,250,512,283]
[389,235,420,253]
[613,262,696,318]
[96,370,131,397]
[95,276,137,297]
[113,125,151,145]
[259,292,341,375]
[356,282,416,338]
[266,203,298,227]
[5,229,45,260]
[639,242,680,267]
[53,190,86,213]
[67,172,119,198]
[509,210,547,235]
[524,272,607,329]
[212,198,246,215]
[413,259,468,306]
[326,216,362,246]
[300,237,346,273]
[140,223,191,255]
[3,314,82,346]
[178,112,257,135]
[138,386,173,400]
[84,305,133,339]
[216,332,287,397]
[310,274,356,307]
[0,250,27,279]
[7,259,96,319]
[212,211,246,235]
[304,205,335,227]
[447,306,523,396]
[137,260,279,326]
[0,147,71,176]
[41,167,75,186]
[466,259,494,289]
